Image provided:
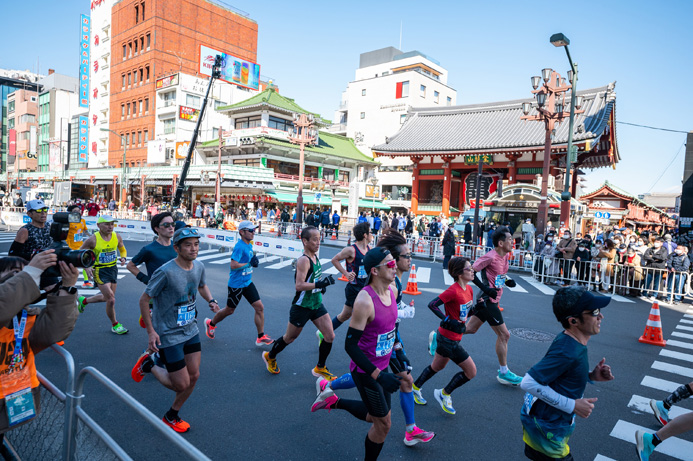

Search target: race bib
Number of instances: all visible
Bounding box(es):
[242,266,253,276]
[459,300,472,323]
[357,265,367,280]
[176,302,196,326]
[98,250,117,264]
[1,367,36,426]
[494,274,507,288]
[375,329,396,357]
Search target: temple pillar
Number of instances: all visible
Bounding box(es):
[442,159,452,217]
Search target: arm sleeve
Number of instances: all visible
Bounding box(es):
[345,327,376,375]
[520,374,575,415]
[427,297,446,320]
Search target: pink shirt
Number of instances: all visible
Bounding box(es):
[472,249,510,303]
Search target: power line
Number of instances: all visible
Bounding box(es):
[647,141,686,193]
[617,121,689,134]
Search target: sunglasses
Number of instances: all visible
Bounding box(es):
[398,254,412,260]
[375,260,397,269]
[177,228,200,239]
[160,222,175,228]
[242,228,256,233]
[32,208,49,213]
[583,308,601,317]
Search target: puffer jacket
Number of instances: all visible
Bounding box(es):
[667,253,691,272]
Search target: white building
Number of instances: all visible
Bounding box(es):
[330,47,457,209]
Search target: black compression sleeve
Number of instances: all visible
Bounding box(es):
[472,274,487,290]
[427,297,445,320]
[345,327,376,376]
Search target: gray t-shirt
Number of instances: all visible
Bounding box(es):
[146,259,206,348]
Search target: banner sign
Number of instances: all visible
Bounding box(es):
[199,44,260,91]
[147,140,166,164]
[78,116,89,162]
[79,14,90,108]
[8,129,16,156]
[49,140,61,172]
[156,73,179,89]
[179,105,200,122]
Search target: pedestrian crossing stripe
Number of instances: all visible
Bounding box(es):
[594,455,617,461]
[641,375,686,393]
[519,276,556,295]
[651,360,693,379]
[628,394,692,420]
[666,339,693,351]
[676,325,693,332]
[659,348,693,363]
[671,331,693,341]
[610,420,693,460]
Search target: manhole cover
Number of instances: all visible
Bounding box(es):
[509,328,556,342]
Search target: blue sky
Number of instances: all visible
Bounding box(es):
[2,0,691,196]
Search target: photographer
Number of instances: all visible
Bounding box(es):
[0,252,79,451]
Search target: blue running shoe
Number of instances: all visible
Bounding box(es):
[497,369,523,386]
[428,330,437,357]
[635,430,654,461]
[649,399,670,426]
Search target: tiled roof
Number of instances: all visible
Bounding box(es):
[216,88,330,125]
[373,83,617,155]
[581,181,670,216]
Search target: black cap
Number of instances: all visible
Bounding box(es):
[553,287,610,322]
[363,247,391,281]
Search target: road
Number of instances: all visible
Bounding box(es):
[1,230,692,460]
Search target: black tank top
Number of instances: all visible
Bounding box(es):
[346,243,370,287]
[20,223,53,260]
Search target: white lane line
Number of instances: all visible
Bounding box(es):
[680,319,693,325]
[610,294,635,303]
[651,361,693,379]
[263,255,281,263]
[660,348,693,363]
[684,314,693,319]
[319,258,332,269]
[196,253,234,262]
[209,258,231,265]
[675,325,693,332]
[443,270,453,286]
[628,395,692,420]
[594,455,617,461]
[641,376,681,393]
[610,420,693,460]
[415,267,431,284]
[666,339,693,351]
[520,276,555,295]
[672,331,693,340]
[505,281,528,293]
[266,259,295,269]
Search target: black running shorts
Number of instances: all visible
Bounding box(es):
[227,282,261,309]
[289,304,328,328]
[388,349,411,375]
[94,265,118,286]
[472,299,505,326]
[344,283,364,308]
[159,334,201,373]
[352,370,392,418]
[435,334,470,364]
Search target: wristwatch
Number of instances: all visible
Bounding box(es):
[60,286,78,295]
[208,299,218,305]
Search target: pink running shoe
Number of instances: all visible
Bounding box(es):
[404,426,436,446]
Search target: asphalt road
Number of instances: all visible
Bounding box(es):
[1,231,692,460]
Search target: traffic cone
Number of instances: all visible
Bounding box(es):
[638,302,667,347]
[403,265,422,295]
[417,239,424,253]
[455,243,461,256]
[331,229,337,240]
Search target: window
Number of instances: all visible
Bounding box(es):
[139,99,143,114]
[447,96,452,106]
[134,39,138,54]
[141,1,145,20]
[128,72,131,86]
[140,37,144,53]
[125,133,130,146]
[122,74,126,88]
[267,116,291,131]
[163,118,175,134]
[145,65,150,81]
[400,114,406,124]
[144,98,149,113]
[126,103,130,116]
[19,114,36,124]
[137,131,142,146]
[8,118,14,129]
[133,69,138,84]
[434,91,440,104]
[214,100,227,109]
[396,81,409,99]
[135,4,139,23]
[360,112,365,119]
[420,85,426,98]
[361,89,366,96]
[144,130,148,142]
[8,101,14,113]
[120,134,124,147]
[185,94,201,108]
[236,115,262,129]
[162,91,176,106]
[122,44,126,60]
[128,42,132,57]
[121,104,125,119]
[146,33,150,50]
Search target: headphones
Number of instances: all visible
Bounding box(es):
[571,319,578,325]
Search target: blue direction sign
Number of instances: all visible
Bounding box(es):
[595,211,603,218]
[603,212,611,219]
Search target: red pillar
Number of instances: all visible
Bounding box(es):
[411,164,420,214]
[442,159,452,216]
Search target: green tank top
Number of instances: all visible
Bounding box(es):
[292,255,322,310]
[94,231,119,267]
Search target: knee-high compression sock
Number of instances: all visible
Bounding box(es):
[330,372,355,390]
[443,371,471,395]
[269,336,288,359]
[664,383,693,409]
[364,435,384,461]
[399,391,416,426]
[414,366,437,389]
[332,316,343,330]
[317,340,333,368]
[333,398,368,421]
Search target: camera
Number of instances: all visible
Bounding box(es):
[42,212,96,279]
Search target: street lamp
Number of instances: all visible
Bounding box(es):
[369,176,379,211]
[287,113,317,225]
[100,128,126,211]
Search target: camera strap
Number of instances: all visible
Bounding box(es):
[32,282,63,304]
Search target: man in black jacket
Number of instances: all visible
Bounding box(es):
[464,219,472,244]
[642,237,668,299]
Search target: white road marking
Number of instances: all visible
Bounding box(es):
[651,360,693,379]
[659,348,693,363]
[671,331,693,340]
[666,339,693,351]
[610,419,693,460]
[520,276,556,295]
[640,376,681,393]
[415,267,430,284]
[610,294,635,303]
[680,319,693,325]
[675,325,693,332]
[443,270,453,285]
[209,258,231,265]
[505,282,528,293]
[419,287,444,295]
[628,394,692,420]
[594,455,617,461]
[266,259,295,269]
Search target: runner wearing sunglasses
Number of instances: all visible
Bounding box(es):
[205,220,273,347]
[9,201,54,285]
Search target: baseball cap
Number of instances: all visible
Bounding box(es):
[26,199,47,212]
[174,220,189,231]
[553,287,610,322]
[173,227,201,245]
[363,247,391,283]
[238,220,258,232]
[97,215,118,223]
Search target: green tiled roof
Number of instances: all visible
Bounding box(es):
[216,88,329,124]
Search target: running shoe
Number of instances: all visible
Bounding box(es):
[635,430,654,461]
[316,329,324,346]
[77,296,87,314]
[649,399,670,426]
[256,334,273,346]
[312,366,336,381]
[497,369,523,386]
[112,323,128,335]
[403,426,436,446]
[428,330,437,357]
[139,314,146,329]
[315,377,333,397]
[412,385,427,405]
[204,318,215,339]
[311,394,338,412]
[131,353,153,383]
[82,281,94,288]
[433,388,456,415]
[262,351,279,374]
[162,415,190,433]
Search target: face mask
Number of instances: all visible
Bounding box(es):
[578,246,585,251]
[675,249,683,255]
[654,243,662,248]
[637,242,643,246]
[563,235,570,239]
[596,244,602,249]
[547,237,553,241]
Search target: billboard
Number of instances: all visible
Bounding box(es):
[179,106,200,122]
[49,140,61,172]
[79,14,90,108]
[8,129,15,156]
[175,141,190,159]
[147,140,166,164]
[156,73,179,89]
[198,44,260,91]
[78,115,89,162]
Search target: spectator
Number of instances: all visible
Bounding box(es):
[642,237,668,299]
[256,207,263,222]
[555,230,578,286]
[614,244,630,295]
[194,203,203,219]
[366,211,374,229]
[573,240,592,287]
[624,245,643,297]
[597,239,617,293]
[464,218,472,244]
[86,199,100,217]
[441,226,457,269]
[667,245,690,304]
[397,213,406,234]
[268,208,276,223]
[108,199,117,211]
[663,233,678,255]
[416,216,426,237]
[405,213,413,238]
[305,209,315,227]
[320,207,331,238]
[357,211,367,224]
[280,208,290,232]
[332,209,341,239]
[390,213,399,231]
[486,223,496,250]
[373,212,381,235]
[428,217,441,238]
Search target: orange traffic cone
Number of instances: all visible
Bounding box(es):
[455,243,461,256]
[417,239,424,253]
[403,265,422,295]
[331,229,337,240]
[638,302,667,347]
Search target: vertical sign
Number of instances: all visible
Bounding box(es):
[78,115,89,162]
[30,126,37,156]
[79,14,90,108]
[8,129,16,156]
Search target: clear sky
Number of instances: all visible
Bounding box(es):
[2,0,691,197]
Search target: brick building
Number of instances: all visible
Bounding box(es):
[108,0,258,168]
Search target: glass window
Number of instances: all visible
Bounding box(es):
[128,72,131,86]
[122,74,126,88]
[128,42,132,57]
[123,44,127,60]
[125,133,130,146]
[360,112,365,119]
[139,68,143,83]
[162,91,176,107]
[144,130,148,142]
[420,85,426,98]
[141,1,145,20]
[267,116,290,131]
[126,103,130,116]
[19,114,36,124]
[121,104,125,118]
[447,96,452,106]
[8,118,14,129]
[8,101,14,112]
[146,33,150,50]
[140,37,144,52]
[362,89,366,96]
[214,100,227,109]
[144,98,149,112]
[145,65,150,81]
[139,99,143,114]
[133,69,138,84]
[434,91,440,103]
[120,134,124,147]
[134,38,138,54]
[135,4,139,23]
[163,118,175,134]
[236,116,262,129]
[185,94,201,108]
[137,131,142,146]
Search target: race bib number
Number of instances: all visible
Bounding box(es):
[176,302,196,326]
[375,329,396,357]
[98,250,117,264]
[494,274,507,288]
[357,265,368,280]
[242,266,253,276]
[459,300,472,323]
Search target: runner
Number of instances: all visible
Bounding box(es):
[204,220,273,346]
[133,228,219,432]
[411,257,481,416]
[9,200,54,287]
[262,226,337,379]
[328,222,372,334]
[66,204,94,288]
[637,381,693,459]
[313,229,434,446]
[310,247,401,460]
[77,216,128,334]
[520,286,613,460]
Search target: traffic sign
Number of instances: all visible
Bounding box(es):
[315,193,322,201]
[603,212,611,219]
[595,211,603,219]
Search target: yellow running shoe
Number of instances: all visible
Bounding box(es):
[262,351,279,374]
[312,366,336,381]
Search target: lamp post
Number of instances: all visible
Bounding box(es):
[287,113,317,225]
[369,176,379,212]
[100,128,126,211]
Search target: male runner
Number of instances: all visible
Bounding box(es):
[9,200,54,287]
[313,229,434,446]
[77,216,128,334]
[262,226,337,379]
[311,247,401,460]
[520,286,614,460]
[134,227,219,432]
[329,222,372,333]
[637,381,693,460]
[66,204,94,288]
[204,220,273,346]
